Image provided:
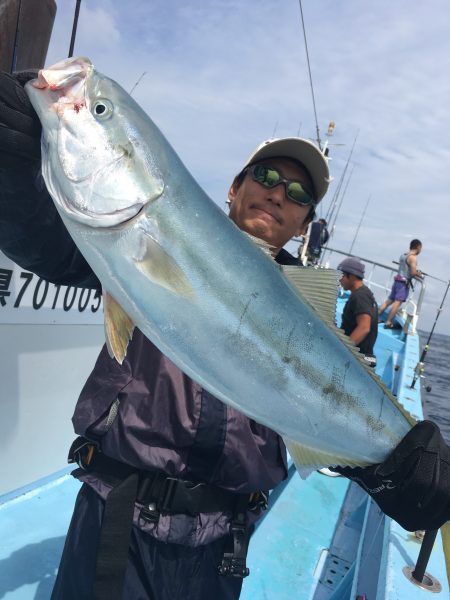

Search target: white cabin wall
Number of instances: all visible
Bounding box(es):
[0,323,104,495]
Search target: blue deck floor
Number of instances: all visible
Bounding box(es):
[0,472,80,600]
[241,468,349,600]
[1,318,447,599]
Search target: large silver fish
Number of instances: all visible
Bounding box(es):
[25,56,415,472]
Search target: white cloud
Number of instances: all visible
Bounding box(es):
[45,0,450,332]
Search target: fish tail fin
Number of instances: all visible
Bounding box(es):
[441,521,450,590]
[283,437,369,479]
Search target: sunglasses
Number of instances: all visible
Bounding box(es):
[247,164,316,207]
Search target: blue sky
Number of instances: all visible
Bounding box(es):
[46,0,450,333]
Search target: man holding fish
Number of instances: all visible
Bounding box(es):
[0,63,449,600]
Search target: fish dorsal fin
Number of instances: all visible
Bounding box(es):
[134,231,195,300]
[283,437,370,476]
[104,291,135,364]
[282,265,417,427]
[282,265,339,329]
[243,232,277,258]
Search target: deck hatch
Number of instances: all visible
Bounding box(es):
[319,552,352,589]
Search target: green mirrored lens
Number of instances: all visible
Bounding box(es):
[252,165,280,187]
[264,168,281,187]
[250,164,314,206]
[287,182,311,204]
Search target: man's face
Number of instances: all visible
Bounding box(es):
[227,158,314,251]
[339,272,351,290]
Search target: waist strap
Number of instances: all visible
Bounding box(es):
[68,437,260,599]
[69,436,245,517]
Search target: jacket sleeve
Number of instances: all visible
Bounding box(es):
[0,69,100,289]
[0,158,100,289]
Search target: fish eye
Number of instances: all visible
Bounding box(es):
[92,99,113,119]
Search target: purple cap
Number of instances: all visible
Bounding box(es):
[337,257,365,279]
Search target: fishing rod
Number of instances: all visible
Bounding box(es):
[410,279,450,389]
[329,164,354,235]
[348,194,370,255]
[10,0,23,73]
[68,0,82,58]
[320,166,353,265]
[324,131,358,225]
[323,158,346,225]
[320,132,358,263]
[405,528,441,591]
[130,71,147,96]
[321,163,355,264]
[392,261,447,284]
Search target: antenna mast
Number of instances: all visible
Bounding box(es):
[298,0,322,149]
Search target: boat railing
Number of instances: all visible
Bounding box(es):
[308,245,426,334]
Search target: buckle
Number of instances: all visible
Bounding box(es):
[139,477,202,522]
[218,520,250,578]
[68,437,96,471]
[140,501,160,524]
[160,478,205,517]
[248,490,268,512]
[218,556,250,578]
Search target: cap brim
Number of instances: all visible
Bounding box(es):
[244,137,330,202]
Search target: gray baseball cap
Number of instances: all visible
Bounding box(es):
[243,137,331,202]
[337,257,365,279]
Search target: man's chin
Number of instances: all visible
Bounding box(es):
[242,220,276,244]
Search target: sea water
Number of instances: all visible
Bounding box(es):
[420,331,450,443]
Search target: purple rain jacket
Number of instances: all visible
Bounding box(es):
[0,162,298,546]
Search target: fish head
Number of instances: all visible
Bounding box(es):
[25,56,164,228]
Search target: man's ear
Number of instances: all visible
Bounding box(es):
[228,176,240,206]
[295,223,308,237]
[296,212,313,237]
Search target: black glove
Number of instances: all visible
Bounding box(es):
[335,420,450,531]
[0,70,41,162]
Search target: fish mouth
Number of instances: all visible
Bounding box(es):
[31,56,92,107]
[27,56,164,228]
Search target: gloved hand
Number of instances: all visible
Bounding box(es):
[0,70,41,161]
[335,420,450,531]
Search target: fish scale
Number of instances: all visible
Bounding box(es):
[26,55,415,474]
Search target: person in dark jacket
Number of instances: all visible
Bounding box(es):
[1,71,450,600]
[306,217,329,264]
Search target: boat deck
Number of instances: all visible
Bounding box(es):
[1,307,448,599]
[0,470,80,599]
[241,313,450,598]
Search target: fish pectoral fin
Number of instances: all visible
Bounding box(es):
[104,291,135,364]
[134,233,195,300]
[283,437,370,480]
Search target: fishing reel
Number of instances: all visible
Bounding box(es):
[414,361,425,380]
[411,363,432,392]
[410,361,425,389]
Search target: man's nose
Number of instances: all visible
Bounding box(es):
[266,182,286,206]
